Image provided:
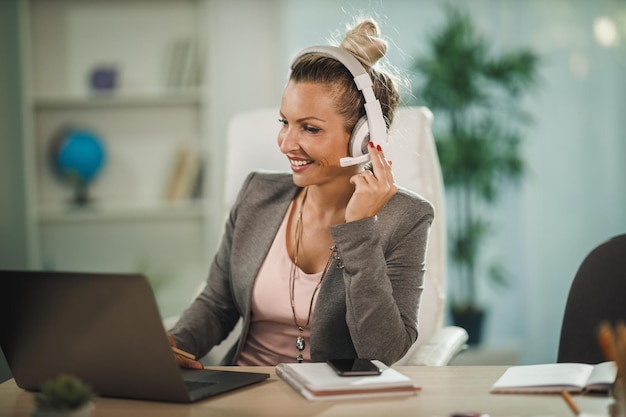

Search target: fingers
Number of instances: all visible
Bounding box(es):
[349,168,375,187]
[354,169,374,183]
[346,142,398,222]
[349,142,396,190]
[173,349,204,369]
[367,142,394,182]
[177,356,204,370]
[167,332,204,370]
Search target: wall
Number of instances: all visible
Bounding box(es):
[203,0,283,254]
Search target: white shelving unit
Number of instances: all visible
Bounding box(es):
[20,0,212,318]
[33,91,202,110]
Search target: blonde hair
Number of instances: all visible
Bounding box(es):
[340,19,388,68]
[290,18,400,135]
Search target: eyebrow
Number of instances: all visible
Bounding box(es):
[279,112,326,124]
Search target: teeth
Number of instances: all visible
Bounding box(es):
[290,159,312,167]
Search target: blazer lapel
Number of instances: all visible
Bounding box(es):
[230,178,299,312]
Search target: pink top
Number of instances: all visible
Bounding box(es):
[237,202,324,365]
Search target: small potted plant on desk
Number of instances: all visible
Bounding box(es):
[32,374,95,417]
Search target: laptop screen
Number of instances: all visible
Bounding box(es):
[0,270,268,402]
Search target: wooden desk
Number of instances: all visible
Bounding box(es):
[0,366,613,417]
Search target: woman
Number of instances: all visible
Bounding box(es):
[168,18,433,367]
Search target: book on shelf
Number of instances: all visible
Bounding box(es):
[164,144,202,201]
[490,361,616,394]
[164,37,203,88]
[275,360,420,401]
[188,156,205,200]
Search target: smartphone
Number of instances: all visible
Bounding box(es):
[327,358,382,377]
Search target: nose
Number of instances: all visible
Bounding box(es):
[277,125,298,154]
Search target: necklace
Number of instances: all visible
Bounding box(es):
[289,187,335,363]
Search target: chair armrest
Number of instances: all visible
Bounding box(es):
[403,326,468,366]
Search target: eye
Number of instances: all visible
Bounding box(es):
[278,118,288,126]
[304,125,321,134]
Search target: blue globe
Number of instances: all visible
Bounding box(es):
[54,128,106,185]
[50,127,107,205]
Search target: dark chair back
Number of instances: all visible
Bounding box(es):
[557,234,626,363]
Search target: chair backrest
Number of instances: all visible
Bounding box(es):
[557,234,626,364]
[224,106,447,357]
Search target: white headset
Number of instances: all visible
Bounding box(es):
[291,45,387,167]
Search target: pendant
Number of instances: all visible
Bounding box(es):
[296,336,305,351]
[296,353,303,363]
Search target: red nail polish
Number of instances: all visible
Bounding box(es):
[376,144,382,152]
[368,141,374,148]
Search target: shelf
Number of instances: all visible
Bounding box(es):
[32,90,202,110]
[37,200,207,224]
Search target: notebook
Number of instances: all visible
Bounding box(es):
[490,361,616,394]
[0,270,269,403]
[276,360,420,401]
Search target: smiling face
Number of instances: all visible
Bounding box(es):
[278,81,360,188]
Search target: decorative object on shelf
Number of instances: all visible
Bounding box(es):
[89,65,117,92]
[49,126,107,206]
[164,37,203,89]
[163,143,203,201]
[32,374,95,417]
[411,5,540,345]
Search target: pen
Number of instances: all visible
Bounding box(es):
[171,346,196,360]
[561,390,580,415]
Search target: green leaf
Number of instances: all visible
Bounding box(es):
[35,374,95,411]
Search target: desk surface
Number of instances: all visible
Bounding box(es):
[0,366,612,417]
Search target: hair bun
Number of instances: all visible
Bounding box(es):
[340,19,388,68]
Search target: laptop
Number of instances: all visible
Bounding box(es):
[0,270,269,403]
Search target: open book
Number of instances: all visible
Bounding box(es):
[276,360,420,401]
[490,361,616,394]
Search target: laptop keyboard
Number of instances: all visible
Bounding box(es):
[184,380,216,392]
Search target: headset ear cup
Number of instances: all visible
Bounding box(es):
[348,116,370,157]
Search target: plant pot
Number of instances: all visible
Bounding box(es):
[451,307,486,346]
[31,401,95,417]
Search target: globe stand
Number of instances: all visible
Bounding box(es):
[72,182,91,206]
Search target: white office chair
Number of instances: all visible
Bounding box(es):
[215,106,467,366]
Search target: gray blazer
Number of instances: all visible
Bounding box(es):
[170,171,434,365]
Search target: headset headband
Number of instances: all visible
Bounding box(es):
[291,45,387,146]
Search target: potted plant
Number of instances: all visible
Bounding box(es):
[411,5,540,344]
[32,374,95,417]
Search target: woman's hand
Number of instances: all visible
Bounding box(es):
[167,333,204,370]
[345,142,398,222]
